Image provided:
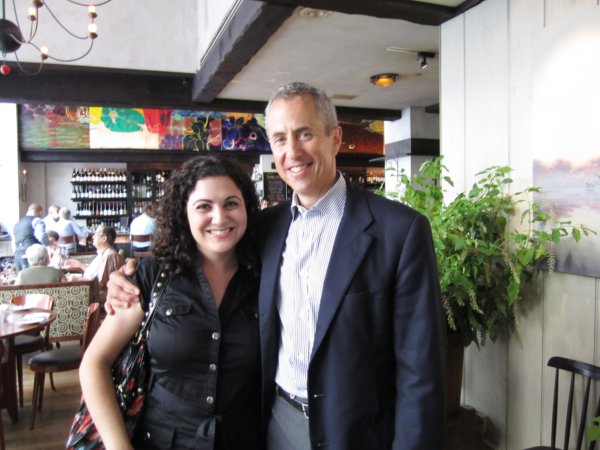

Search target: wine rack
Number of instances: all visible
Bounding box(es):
[70,168,129,230]
[70,167,171,230]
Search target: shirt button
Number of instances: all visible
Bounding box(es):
[206,396,214,405]
[209,363,217,372]
[211,332,220,340]
[165,308,173,316]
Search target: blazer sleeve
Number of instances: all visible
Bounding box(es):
[393,213,446,449]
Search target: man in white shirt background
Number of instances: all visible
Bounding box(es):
[129,203,156,251]
[42,204,60,233]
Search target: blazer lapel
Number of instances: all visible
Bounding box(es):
[310,187,373,360]
[258,207,291,374]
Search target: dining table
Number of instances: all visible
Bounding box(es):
[0,308,57,423]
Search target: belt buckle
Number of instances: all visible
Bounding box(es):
[301,402,309,419]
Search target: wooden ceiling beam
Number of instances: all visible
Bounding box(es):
[253,0,455,26]
[191,1,295,103]
[0,63,400,120]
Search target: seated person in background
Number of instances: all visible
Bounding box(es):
[46,230,62,268]
[54,207,89,254]
[0,222,10,240]
[14,243,65,285]
[64,224,124,289]
[129,203,156,251]
[260,197,271,209]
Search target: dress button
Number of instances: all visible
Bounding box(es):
[206,396,214,405]
[211,332,220,340]
[165,308,173,316]
[209,363,217,372]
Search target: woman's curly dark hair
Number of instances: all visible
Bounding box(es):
[151,155,260,275]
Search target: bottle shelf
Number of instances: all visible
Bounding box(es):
[74,214,129,219]
[73,196,127,200]
[71,181,126,185]
[71,166,171,228]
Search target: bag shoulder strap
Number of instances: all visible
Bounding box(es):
[139,266,170,334]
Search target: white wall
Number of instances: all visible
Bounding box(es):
[1,0,198,73]
[441,1,600,448]
[0,104,21,241]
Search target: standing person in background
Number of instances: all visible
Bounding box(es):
[80,156,261,449]
[129,203,156,251]
[13,203,49,272]
[54,207,89,254]
[14,244,65,284]
[42,205,61,233]
[106,82,446,449]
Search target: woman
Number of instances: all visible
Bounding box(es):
[79,155,261,450]
[14,243,65,284]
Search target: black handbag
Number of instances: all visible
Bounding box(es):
[66,268,170,449]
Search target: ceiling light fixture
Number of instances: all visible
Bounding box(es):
[370,73,400,88]
[417,51,435,70]
[0,0,112,76]
[298,8,332,19]
[386,47,437,70]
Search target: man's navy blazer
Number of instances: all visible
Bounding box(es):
[257,184,447,449]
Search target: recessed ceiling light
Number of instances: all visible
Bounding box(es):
[370,73,400,87]
[298,8,333,19]
[330,94,357,101]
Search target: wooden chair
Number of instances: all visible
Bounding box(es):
[0,340,6,450]
[11,294,53,408]
[130,234,152,258]
[58,235,78,254]
[524,356,600,450]
[28,302,101,430]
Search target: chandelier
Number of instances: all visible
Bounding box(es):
[0,0,111,76]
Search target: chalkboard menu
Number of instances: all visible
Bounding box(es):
[263,172,289,204]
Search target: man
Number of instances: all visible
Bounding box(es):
[13,203,49,272]
[42,204,61,233]
[107,82,446,449]
[65,224,124,290]
[129,203,156,251]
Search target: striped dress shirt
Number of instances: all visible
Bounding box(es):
[275,174,346,399]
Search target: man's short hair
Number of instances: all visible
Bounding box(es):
[265,81,338,135]
[27,203,42,216]
[97,224,117,246]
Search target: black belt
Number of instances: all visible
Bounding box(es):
[276,385,309,418]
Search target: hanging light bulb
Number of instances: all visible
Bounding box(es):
[0,0,112,76]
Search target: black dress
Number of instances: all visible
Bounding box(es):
[131,256,261,450]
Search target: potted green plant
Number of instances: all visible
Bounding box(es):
[378,157,593,414]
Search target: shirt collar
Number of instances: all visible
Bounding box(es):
[290,172,347,219]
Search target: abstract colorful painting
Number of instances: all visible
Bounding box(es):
[339,120,384,154]
[19,105,270,152]
[19,104,382,155]
[19,105,90,148]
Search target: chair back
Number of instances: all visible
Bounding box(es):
[11,294,53,310]
[11,294,54,342]
[545,356,600,450]
[81,303,101,353]
[131,234,152,258]
[58,235,77,245]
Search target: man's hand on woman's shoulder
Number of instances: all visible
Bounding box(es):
[105,258,140,315]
